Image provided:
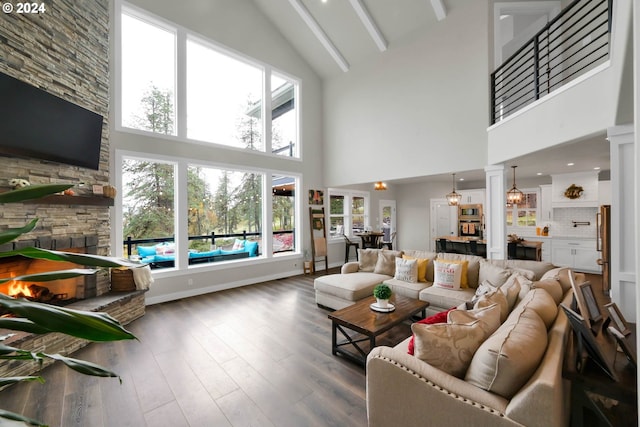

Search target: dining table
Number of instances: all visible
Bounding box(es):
[355,232,384,249]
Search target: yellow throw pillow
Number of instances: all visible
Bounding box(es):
[440,259,470,288]
[402,255,429,282]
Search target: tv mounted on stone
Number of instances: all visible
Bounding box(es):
[0,71,104,170]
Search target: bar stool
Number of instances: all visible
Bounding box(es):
[343,234,360,263]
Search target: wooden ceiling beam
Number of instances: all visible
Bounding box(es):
[430,0,447,21]
[288,0,349,72]
[348,0,387,52]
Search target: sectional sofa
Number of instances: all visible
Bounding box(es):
[313,248,582,427]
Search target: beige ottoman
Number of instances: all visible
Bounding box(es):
[314,272,391,310]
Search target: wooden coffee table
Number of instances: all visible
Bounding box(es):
[328,294,429,367]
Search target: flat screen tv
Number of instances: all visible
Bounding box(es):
[0,71,104,170]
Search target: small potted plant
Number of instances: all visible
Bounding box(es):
[373,283,392,308]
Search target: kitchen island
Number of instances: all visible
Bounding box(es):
[436,236,544,261]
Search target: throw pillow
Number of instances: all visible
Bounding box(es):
[407,309,454,355]
[474,288,509,322]
[358,249,379,272]
[433,261,463,290]
[439,259,470,288]
[232,239,246,250]
[402,255,429,282]
[137,245,157,257]
[501,274,522,312]
[244,240,259,257]
[465,308,548,399]
[395,258,418,283]
[412,320,488,378]
[478,261,512,287]
[374,250,402,275]
[448,303,501,338]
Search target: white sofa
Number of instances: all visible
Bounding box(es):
[313,248,556,316]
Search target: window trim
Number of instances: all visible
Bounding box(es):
[327,189,370,240]
[506,187,540,228]
[116,0,302,161]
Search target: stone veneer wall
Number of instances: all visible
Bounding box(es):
[0,1,111,295]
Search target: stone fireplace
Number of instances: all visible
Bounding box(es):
[0,235,101,302]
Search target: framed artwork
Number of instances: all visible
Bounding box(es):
[560,304,618,381]
[309,189,324,205]
[604,302,631,336]
[607,326,636,368]
[568,271,592,328]
[578,282,602,323]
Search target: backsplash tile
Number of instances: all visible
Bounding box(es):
[549,207,598,238]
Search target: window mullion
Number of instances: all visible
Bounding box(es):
[176,30,187,139]
[263,67,272,154]
[263,174,273,258]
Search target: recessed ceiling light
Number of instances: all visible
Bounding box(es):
[567,162,574,166]
[594,166,601,170]
[459,178,464,181]
[536,172,542,176]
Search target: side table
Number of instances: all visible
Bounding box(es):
[563,323,637,427]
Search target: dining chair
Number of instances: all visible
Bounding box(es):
[379,231,396,250]
[342,234,360,263]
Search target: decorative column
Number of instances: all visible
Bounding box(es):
[484,164,507,260]
[607,125,636,321]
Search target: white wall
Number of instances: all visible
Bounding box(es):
[109,0,324,303]
[322,0,491,187]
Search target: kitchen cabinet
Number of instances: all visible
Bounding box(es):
[539,184,553,222]
[551,239,599,273]
[540,238,552,263]
[459,189,485,205]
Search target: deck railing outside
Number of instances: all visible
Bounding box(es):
[491,0,612,124]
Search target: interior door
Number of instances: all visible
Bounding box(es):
[430,199,457,251]
[379,200,396,245]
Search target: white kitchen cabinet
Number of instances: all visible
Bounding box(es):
[540,239,552,263]
[551,239,599,273]
[539,184,553,223]
[459,189,485,205]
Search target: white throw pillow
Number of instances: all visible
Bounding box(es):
[394,258,418,283]
[433,261,463,290]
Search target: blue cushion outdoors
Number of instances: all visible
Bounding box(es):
[245,241,259,257]
[140,255,156,264]
[154,254,175,262]
[137,245,157,257]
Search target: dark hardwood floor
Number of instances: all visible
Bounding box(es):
[0,270,607,427]
[0,270,403,427]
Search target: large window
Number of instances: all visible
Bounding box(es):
[119,4,299,158]
[328,190,370,238]
[506,190,538,227]
[120,10,176,134]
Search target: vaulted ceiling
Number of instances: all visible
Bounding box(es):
[251,0,611,184]
[252,0,451,79]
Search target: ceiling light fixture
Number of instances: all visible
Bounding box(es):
[446,173,462,206]
[567,162,574,166]
[506,166,524,205]
[374,181,387,191]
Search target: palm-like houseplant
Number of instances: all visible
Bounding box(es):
[0,184,138,427]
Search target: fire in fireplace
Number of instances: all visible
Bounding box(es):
[0,235,100,301]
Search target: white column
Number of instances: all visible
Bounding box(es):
[607,125,636,321]
[485,164,507,260]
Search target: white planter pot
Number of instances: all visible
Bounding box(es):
[376,298,389,308]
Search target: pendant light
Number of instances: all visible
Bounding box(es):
[374,181,387,191]
[446,173,461,206]
[506,165,524,205]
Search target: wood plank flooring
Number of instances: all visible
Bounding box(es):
[0,271,410,427]
[0,271,607,427]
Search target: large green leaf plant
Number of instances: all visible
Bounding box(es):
[0,184,138,427]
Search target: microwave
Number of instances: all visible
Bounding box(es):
[458,204,482,219]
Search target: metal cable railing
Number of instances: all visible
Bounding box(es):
[491,0,612,124]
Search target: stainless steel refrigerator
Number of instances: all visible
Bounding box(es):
[596,205,611,295]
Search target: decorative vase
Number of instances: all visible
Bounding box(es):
[376,298,389,308]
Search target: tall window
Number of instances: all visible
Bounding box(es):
[328,190,369,238]
[506,190,538,227]
[271,74,298,157]
[119,4,300,158]
[272,175,296,253]
[122,158,176,265]
[120,10,176,134]
[187,38,263,150]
